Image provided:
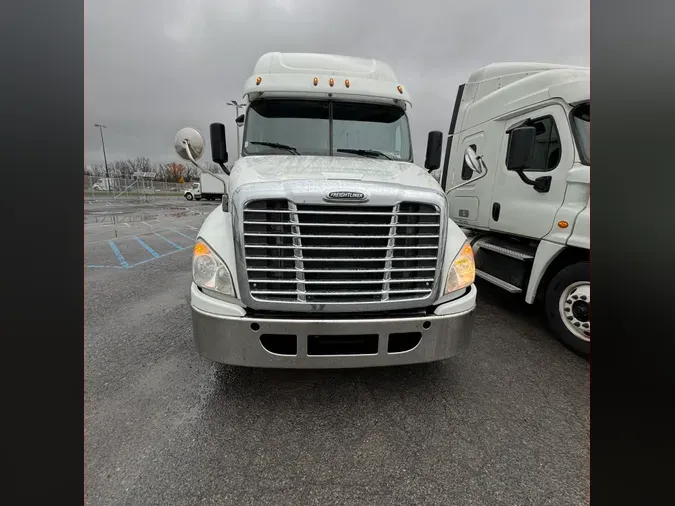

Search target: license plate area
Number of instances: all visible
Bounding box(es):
[307,334,378,355]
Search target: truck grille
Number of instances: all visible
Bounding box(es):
[242,200,441,305]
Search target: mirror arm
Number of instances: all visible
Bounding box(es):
[217,162,231,176]
[514,169,551,193]
[182,140,205,172]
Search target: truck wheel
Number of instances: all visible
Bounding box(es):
[545,262,590,357]
[185,193,194,201]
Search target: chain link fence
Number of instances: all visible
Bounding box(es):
[84,175,194,202]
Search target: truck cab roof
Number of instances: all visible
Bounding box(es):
[243,52,411,107]
[455,62,589,133]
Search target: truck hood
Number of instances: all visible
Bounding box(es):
[229,155,440,191]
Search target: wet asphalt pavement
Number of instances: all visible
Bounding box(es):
[84,199,589,506]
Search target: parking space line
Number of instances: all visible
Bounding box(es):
[154,232,184,251]
[168,228,196,241]
[86,265,123,269]
[127,247,189,268]
[86,227,176,247]
[135,237,160,258]
[108,240,130,268]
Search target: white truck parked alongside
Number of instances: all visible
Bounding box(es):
[173,52,483,368]
[183,172,226,201]
[434,63,590,355]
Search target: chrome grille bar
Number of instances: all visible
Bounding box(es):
[244,245,438,250]
[250,289,432,296]
[288,201,306,302]
[247,267,436,273]
[244,221,441,227]
[382,204,399,301]
[244,233,439,239]
[245,209,439,216]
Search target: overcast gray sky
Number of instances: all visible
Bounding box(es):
[85,0,588,168]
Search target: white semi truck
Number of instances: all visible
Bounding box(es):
[183,172,227,201]
[433,63,590,356]
[173,52,484,368]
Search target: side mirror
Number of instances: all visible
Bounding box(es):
[174,127,205,165]
[463,146,484,175]
[445,145,489,193]
[506,126,536,170]
[235,114,245,127]
[210,123,228,164]
[424,130,443,171]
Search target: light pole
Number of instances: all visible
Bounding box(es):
[226,100,245,160]
[94,124,110,179]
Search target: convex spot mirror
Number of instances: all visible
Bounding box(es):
[174,127,205,163]
[463,146,484,175]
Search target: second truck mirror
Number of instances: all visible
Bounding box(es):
[506,126,536,170]
[210,123,228,164]
[424,130,443,171]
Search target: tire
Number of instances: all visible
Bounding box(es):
[185,193,194,201]
[545,262,590,357]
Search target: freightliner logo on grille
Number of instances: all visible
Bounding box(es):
[324,191,368,201]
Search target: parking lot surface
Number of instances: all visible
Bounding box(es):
[85,200,589,506]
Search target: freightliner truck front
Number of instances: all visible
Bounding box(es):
[173,52,486,368]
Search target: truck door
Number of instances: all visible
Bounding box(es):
[489,103,573,238]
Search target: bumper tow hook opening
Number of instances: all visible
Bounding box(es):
[422,321,432,330]
[250,322,260,332]
[388,332,423,353]
[260,334,298,355]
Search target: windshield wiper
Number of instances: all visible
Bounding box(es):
[336,148,392,160]
[249,141,300,155]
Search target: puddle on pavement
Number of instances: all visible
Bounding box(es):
[86,214,158,224]
[84,206,210,224]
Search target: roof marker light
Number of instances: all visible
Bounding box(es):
[329,78,334,87]
[255,76,262,85]
[313,77,318,86]
[345,79,350,88]
[397,85,403,94]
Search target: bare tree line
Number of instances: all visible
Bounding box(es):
[84,157,227,182]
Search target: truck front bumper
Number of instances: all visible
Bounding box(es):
[190,283,477,369]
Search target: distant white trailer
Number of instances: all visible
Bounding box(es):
[184,172,226,201]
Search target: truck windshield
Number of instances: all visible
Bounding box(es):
[242,99,412,161]
[571,102,590,165]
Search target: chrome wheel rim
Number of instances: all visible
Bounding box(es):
[559,281,590,342]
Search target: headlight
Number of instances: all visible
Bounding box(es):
[444,242,475,294]
[193,240,235,296]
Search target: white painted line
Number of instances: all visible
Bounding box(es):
[123,223,131,228]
